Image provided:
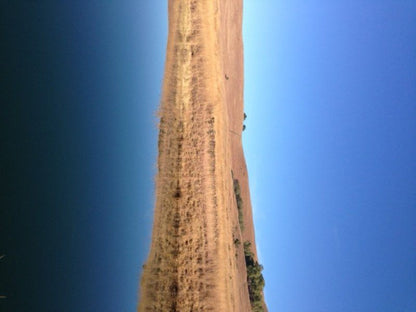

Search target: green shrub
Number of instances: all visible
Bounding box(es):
[232,177,244,231]
[244,242,265,312]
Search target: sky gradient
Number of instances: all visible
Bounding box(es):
[2,2,166,311]
[243,1,416,311]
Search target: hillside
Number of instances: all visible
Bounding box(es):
[138,1,266,311]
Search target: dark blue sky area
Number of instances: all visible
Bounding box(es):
[243,1,416,311]
[2,2,166,311]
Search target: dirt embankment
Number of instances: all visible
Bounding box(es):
[138,1,266,311]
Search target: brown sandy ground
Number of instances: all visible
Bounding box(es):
[138,1,267,311]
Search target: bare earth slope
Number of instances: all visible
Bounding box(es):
[138,1,266,311]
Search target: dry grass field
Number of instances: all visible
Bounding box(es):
[138,1,266,311]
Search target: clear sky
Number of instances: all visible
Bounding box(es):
[2,1,415,312]
[243,1,416,311]
[3,1,167,311]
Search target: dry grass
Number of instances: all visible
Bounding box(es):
[138,1,264,311]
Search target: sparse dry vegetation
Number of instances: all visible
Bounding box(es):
[138,1,247,311]
[138,0,266,311]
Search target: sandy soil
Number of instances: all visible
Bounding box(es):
[138,1,266,311]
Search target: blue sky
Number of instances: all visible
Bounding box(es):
[3,2,167,311]
[243,1,416,311]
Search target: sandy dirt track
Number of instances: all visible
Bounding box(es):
[138,1,265,311]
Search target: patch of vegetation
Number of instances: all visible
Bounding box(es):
[244,241,265,312]
[232,175,244,231]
